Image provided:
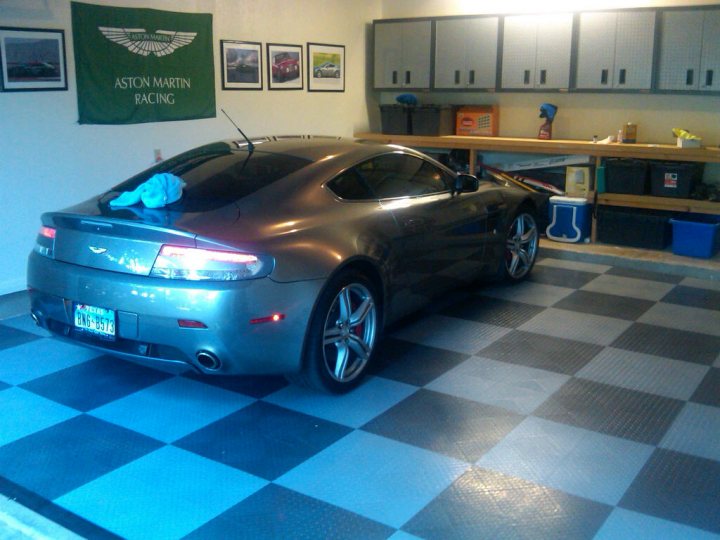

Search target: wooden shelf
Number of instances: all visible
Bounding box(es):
[597,193,720,215]
[354,132,720,163]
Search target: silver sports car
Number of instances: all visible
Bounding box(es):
[27,137,542,393]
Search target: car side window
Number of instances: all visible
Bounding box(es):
[357,154,451,199]
[326,169,375,200]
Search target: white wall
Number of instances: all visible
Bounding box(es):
[0,0,381,294]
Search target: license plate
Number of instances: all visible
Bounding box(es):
[74,303,116,338]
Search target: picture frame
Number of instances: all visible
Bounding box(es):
[0,27,67,92]
[220,40,262,90]
[307,43,345,92]
[267,43,303,90]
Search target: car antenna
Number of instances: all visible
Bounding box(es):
[221,109,254,152]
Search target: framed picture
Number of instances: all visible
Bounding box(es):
[307,43,345,92]
[221,40,262,90]
[0,27,67,92]
[267,43,303,90]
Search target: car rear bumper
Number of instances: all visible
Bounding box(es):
[27,252,324,375]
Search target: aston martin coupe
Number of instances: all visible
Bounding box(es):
[27,137,542,392]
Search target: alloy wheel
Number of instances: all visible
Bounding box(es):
[322,283,377,383]
[505,213,539,280]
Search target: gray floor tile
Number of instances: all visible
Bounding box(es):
[537,258,611,274]
[519,308,633,346]
[639,303,720,337]
[576,348,709,401]
[581,274,675,302]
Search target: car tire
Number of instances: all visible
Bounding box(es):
[290,270,380,393]
[498,208,539,282]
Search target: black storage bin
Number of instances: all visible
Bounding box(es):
[605,159,649,195]
[410,106,455,136]
[380,105,411,135]
[650,161,704,198]
[596,205,673,249]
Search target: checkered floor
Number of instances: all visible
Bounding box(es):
[0,256,719,539]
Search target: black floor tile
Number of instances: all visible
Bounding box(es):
[0,415,162,500]
[534,378,685,445]
[182,372,289,399]
[605,266,683,284]
[362,389,524,463]
[174,401,351,480]
[690,368,720,407]
[0,324,41,350]
[528,266,600,288]
[185,483,393,540]
[477,330,603,375]
[0,381,9,391]
[442,296,545,328]
[553,290,655,321]
[368,337,469,387]
[403,467,612,540]
[20,356,172,412]
[620,448,720,534]
[661,285,720,312]
[611,323,720,365]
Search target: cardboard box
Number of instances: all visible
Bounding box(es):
[565,166,592,196]
[455,106,499,136]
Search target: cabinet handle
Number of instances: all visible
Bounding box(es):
[618,69,627,85]
[706,70,714,87]
[686,69,694,86]
[523,70,530,85]
[454,70,461,85]
[405,71,411,85]
[539,69,547,85]
[468,70,475,85]
[601,69,608,85]
[392,71,398,85]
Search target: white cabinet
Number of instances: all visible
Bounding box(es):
[658,9,720,91]
[576,11,656,90]
[434,17,498,90]
[500,14,573,89]
[374,21,432,89]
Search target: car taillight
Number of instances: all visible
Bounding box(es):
[150,245,270,281]
[34,226,56,258]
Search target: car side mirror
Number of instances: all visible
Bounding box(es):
[454,173,480,194]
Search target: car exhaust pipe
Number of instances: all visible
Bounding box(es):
[196,351,221,371]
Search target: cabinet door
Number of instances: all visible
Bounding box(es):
[534,13,572,89]
[700,10,720,91]
[435,19,468,88]
[436,17,498,89]
[613,11,655,89]
[576,12,617,89]
[501,15,538,89]
[465,17,499,89]
[400,21,431,88]
[658,10,703,90]
[374,22,402,88]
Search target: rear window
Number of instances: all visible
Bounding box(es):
[110,144,311,212]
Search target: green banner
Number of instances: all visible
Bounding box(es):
[72,2,215,124]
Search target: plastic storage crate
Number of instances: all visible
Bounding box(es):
[546,196,591,243]
[411,106,455,136]
[650,161,704,198]
[670,215,720,258]
[605,159,649,195]
[596,206,672,249]
[380,105,411,135]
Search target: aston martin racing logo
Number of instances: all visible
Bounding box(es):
[99,27,197,57]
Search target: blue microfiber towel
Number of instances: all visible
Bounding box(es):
[109,173,186,209]
[396,93,418,106]
[539,103,558,122]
